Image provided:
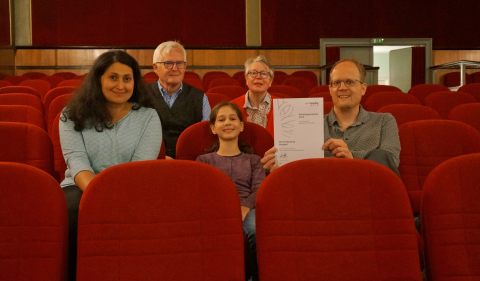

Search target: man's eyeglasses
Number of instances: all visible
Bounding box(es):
[248,71,270,79]
[330,79,364,88]
[156,61,186,69]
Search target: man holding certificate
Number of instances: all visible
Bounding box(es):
[262,58,400,176]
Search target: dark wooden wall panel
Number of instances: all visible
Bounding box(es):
[261,0,480,49]
[0,0,10,45]
[31,0,246,47]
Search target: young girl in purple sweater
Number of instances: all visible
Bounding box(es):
[196,102,265,280]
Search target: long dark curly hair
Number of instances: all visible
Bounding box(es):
[205,102,254,154]
[61,50,156,132]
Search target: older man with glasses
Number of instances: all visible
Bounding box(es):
[262,58,400,176]
[148,41,210,159]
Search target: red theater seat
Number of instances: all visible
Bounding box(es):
[421,153,480,281]
[208,77,240,89]
[269,92,291,99]
[291,70,318,86]
[281,76,314,97]
[0,80,12,88]
[233,71,246,88]
[176,120,273,161]
[203,71,230,92]
[0,93,45,115]
[268,85,302,99]
[0,162,68,281]
[448,103,480,133]
[398,120,480,214]
[364,91,421,112]
[48,94,72,135]
[377,104,441,127]
[324,101,334,113]
[362,85,402,106]
[458,83,480,102]
[0,85,41,99]
[206,92,231,108]
[22,71,46,79]
[424,91,477,119]
[184,71,200,80]
[57,79,82,88]
[183,77,204,91]
[256,158,422,281]
[0,122,54,176]
[308,85,330,96]
[40,75,66,88]
[207,85,246,100]
[309,91,333,102]
[77,160,245,281]
[0,105,46,131]
[53,72,77,80]
[4,75,30,85]
[408,84,449,105]
[51,113,67,183]
[19,79,52,101]
[443,72,472,87]
[44,87,76,122]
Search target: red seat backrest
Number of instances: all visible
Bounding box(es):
[364,91,421,112]
[0,93,45,115]
[281,77,314,97]
[19,79,52,101]
[458,83,480,102]
[4,75,30,85]
[22,71,46,79]
[176,121,274,161]
[0,162,67,281]
[377,104,441,127]
[77,160,245,281]
[208,77,240,89]
[44,86,77,122]
[40,75,66,88]
[424,91,477,119]
[408,84,449,104]
[256,158,422,281]
[362,85,402,107]
[309,91,333,102]
[48,94,72,135]
[203,71,230,92]
[268,85,302,99]
[0,86,41,99]
[421,153,480,281]
[0,122,54,176]
[207,85,246,100]
[309,85,330,96]
[0,105,46,131]
[205,92,231,108]
[448,103,480,133]
[398,120,480,214]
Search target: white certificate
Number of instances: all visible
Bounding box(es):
[273,98,324,167]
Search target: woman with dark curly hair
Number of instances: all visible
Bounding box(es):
[59,50,162,280]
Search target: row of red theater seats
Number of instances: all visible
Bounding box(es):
[2,152,479,281]
[0,90,479,184]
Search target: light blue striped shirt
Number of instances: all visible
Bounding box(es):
[59,106,162,187]
[157,81,210,121]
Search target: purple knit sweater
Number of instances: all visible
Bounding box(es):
[196,152,266,209]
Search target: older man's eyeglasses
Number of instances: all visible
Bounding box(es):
[330,79,364,88]
[157,61,186,69]
[248,71,270,79]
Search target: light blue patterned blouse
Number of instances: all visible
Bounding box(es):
[59,106,162,187]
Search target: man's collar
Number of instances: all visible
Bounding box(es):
[327,105,370,127]
[157,81,183,96]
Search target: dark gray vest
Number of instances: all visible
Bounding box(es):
[148,82,204,158]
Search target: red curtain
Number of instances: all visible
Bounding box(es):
[325,46,340,85]
[411,46,425,87]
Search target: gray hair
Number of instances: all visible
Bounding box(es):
[329,58,366,82]
[244,55,274,80]
[153,41,187,64]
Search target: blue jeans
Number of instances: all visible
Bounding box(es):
[243,209,258,279]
